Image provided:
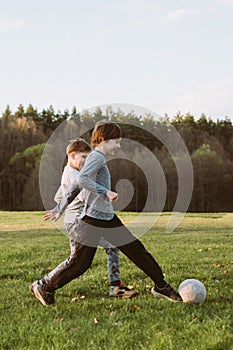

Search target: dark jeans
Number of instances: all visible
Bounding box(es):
[44,215,165,292]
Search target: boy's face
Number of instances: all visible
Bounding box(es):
[102,138,121,156]
[69,152,89,170]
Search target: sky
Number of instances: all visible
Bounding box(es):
[0,0,233,120]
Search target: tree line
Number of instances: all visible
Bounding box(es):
[0,104,232,212]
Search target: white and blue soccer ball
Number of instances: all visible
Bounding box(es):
[178,279,207,303]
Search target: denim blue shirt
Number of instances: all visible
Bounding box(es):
[79,150,114,220]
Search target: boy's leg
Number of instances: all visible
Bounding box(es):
[100,215,182,301]
[76,218,139,299]
[79,215,164,284]
[95,215,165,286]
[31,243,97,306]
[105,247,121,285]
[41,222,79,284]
[43,243,97,292]
[65,221,79,257]
[32,218,101,301]
[99,237,121,285]
[111,236,165,286]
[104,246,139,298]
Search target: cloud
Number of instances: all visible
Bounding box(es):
[168,78,233,119]
[0,18,24,32]
[217,0,233,5]
[98,25,119,35]
[70,40,82,52]
[163,2,232,23]
[64,39,83,57]
[163,8,210,23]
[107,0,160,16]
[98,19,147,36]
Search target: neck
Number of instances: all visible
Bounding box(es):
[67,161,80,170]
[95,144,106,155]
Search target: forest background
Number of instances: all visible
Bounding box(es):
[0,103,232,212]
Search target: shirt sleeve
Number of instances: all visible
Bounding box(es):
[54,186,63,203]
[79,151,108,195]
[55,167,81,214]
[55,182,81,214]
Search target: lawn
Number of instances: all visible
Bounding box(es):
[0,211,232,350]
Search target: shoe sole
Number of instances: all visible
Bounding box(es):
[110,290,140,299]
[29,283,36,295]
[151,287,182,302]
[32,285,49,306]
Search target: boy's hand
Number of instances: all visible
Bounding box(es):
[106,190,118,202]
[44,209,61,221]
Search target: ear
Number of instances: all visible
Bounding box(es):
[69,151,76,159]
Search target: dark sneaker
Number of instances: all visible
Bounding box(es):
[151,284,182,302]
[31,283,55,306]
[109,286,139,299]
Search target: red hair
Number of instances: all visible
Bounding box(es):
[91,121,122,147]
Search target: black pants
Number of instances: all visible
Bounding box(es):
[44,215,165,292]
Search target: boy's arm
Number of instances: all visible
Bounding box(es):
[55,182,81,213]
[54,186,63,203]
[79,152,108,195]
[44,182,81,221]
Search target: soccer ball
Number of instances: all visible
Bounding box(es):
[178,279,207,303]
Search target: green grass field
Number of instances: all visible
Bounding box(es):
[0,211,232,350]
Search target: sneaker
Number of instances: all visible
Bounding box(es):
[151,284,182,302]
[109,286,139,299]
[29,280,44,295]
[30,283,55,306]
[29,280,40,295]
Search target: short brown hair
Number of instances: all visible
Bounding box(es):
[66,138,91,155]
[91,121,122,147]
